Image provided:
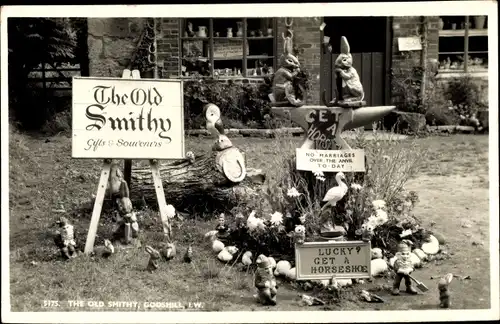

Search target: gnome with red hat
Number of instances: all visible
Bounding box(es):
[392,239,418,295]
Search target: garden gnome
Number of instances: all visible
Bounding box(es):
[293,225,306,244]
[54,216,77,259]
[392,239,418,295]
[215,213,229,238]
[114,180,139,243]
[254,254,278,306]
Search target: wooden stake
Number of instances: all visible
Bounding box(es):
[150,159,172,242]
[84,159,112,254]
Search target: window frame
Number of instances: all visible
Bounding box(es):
[437,15,488,77]
[178,18,278,78]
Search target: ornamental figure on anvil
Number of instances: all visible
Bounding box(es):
[271,30,304,107]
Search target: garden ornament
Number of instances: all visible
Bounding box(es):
[185,151,195,164]
[421,234,440,255]
[330,36,365,107]
[299,294,325,306]
[183,245,193,263]
[255,254,278,306]
[370,258,389,277]
[371,248,383,260]
[215,213,229,237]
[285,267,297,281]
[412,248,428,262]
[160,242,177,261]
[267,256,277,269]
[438,273,454,308]
[211,237,225,254]
[145,245,161,273]
[392,240,418,295]
[217,246,236,262]
[271,28,303,107]
[108,162,124,197]
[114,180,139,243]
[204,103,225,138]
[91,239,114,258]
[274,260,292,277]
[212,134,247,183]
[242,251,253,272]
[320,172,348,212]
[293,225,306,245]
[54,216,78,259]
[360,290,386,303]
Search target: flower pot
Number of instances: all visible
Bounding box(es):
[438,18,444,30]
[473,16,486,29]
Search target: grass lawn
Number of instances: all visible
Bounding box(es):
[7,130,491,312]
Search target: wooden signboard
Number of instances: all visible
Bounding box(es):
[72,76,184,159]
[75,70,182,254]
[295,241,371,280]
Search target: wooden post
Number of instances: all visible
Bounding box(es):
[84,159,112,254]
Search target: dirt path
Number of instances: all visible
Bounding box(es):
[221,174,491,311]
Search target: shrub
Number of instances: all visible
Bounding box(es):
[216,128,430,261]
[444,75,488,122]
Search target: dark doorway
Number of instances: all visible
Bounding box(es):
[321,16,391,108]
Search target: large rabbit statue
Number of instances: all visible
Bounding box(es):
[334,36,365,104]
[113,180,139,243]
[271,30,304,107]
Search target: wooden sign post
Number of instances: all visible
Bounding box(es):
[72,70,184,254]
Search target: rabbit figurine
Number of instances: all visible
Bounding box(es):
[271,30,303,107]
[145,246,161,273]
[438,273,453,308]
[334,36,365,104]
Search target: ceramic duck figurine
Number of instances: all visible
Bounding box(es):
[320,172,348,212]
[204,103,225,138]
[242,251,253,268]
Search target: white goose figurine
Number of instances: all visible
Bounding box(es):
[321,172,348,212]
[204,103,225,138]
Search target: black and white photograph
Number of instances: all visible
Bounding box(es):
[1,2,498,323]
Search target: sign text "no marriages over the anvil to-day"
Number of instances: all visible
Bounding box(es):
[296,148,365,172]
[72,77,184,160]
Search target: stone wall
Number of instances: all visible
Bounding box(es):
[87,18,146,77]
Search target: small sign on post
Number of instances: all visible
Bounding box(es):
[295,241,371,280]
[398,37,422,51]
[296,148,365,172]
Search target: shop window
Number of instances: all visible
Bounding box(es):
[180,18,277,78]
[438,15,488,77]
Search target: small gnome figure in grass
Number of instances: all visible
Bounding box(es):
[254,254,278,306]
[392,239,418,295]
[215,213,230,239]
[114,180,139,243]
[54,217,78,259]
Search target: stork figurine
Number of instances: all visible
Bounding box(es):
[320,172,348,212]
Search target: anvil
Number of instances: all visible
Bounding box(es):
[271,105,396,150]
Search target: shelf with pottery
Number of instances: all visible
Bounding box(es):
[438,29,488,37]
[212,55,274,61]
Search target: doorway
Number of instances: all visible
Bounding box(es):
[321,16,391,107]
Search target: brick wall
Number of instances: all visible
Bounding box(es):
[157,18,180,78]
[391,16,440,72]
[277,17,322,105]
[155,18,321,104]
